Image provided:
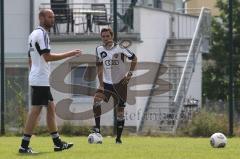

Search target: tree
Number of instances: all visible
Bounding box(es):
[203,0,240,113]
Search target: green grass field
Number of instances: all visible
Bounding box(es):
[0,136,239,159]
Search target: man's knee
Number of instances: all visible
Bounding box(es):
[30,106,42,116]
[94,89,105,103]
[47,102,56,115]
[93,89,105,117]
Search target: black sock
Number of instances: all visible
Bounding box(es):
[116,118,125,140]
[50,132,62,146]
[93,102,101,131]
[95,116,101,130]
[21,134,32,149]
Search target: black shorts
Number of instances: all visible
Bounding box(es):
[103,79,127,108]
[31,86,53,106]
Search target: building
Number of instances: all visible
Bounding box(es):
[139,0,183,11]
[185,0,219,16]
[1,0,210,134]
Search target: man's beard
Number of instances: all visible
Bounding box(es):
[105,40,113,46]
[45,23,53,30]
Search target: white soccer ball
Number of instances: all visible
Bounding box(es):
[210,132,227,148]
[88,133,103,144]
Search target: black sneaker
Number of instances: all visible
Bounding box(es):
[54,141,74,152]
[19,147,38,154]
[115,138,122,144]
[91,127,100,133]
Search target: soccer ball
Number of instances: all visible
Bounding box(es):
[210,132,227,148]
[88,133,103,144]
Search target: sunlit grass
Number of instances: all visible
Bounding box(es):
[0,136,239,159]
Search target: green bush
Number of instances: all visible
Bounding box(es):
[60,123,117,136]
[34,126,49,136]
[60,122,91,136]
[16,122,116,136]
[6,80,27,131]
[180,109,228,137]
[31,123,91,136]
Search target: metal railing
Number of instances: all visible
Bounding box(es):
[172,7,211,133]
[137,8,211,133]
[137,39,169,132]
[39,2,134,34]
[172,9,199,39]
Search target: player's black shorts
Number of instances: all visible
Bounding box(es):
[31,86,53,106]
[103,79,127,108]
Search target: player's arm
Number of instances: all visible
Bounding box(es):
[122,48,137,84]
[28,57,32,69]
[28,50,32,69]
[127,55,137,76]
[36,30,81,62]
[42,50,81,62]
[123,55,137,85]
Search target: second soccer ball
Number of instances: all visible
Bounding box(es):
[210,132,227,148]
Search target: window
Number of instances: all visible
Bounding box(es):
[154,0,162,9]
[71,65,97,97]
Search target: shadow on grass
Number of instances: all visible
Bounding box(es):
[16,151,53,156]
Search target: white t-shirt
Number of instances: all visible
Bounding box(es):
[96,43,135,84]
[28,26,51,86]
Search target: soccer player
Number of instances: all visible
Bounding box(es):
[93,28,137,144]
[18,9,81,153]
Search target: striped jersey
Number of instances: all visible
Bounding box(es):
[96,43,135,84]
[28,26,51,86]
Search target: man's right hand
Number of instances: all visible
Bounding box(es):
[69,49,82,57]
[98,85,104,92]
[94,86,105,103]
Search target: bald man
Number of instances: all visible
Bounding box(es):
[18,9,81,154]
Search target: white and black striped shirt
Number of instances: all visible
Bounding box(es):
[96,43,135,84]
[28,26,51,86]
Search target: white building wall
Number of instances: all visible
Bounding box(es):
[133,7,171,128]
[186,54,202,106]
[5,0,30,55]
[172,13,198,38]
[140,0,183,12]
[3,0,30,130]
[133,7,198,129]
[35,0,50,28]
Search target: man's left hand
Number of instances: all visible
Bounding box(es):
[122,74,131,85]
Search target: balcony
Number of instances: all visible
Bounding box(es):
[39,1,140,42]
